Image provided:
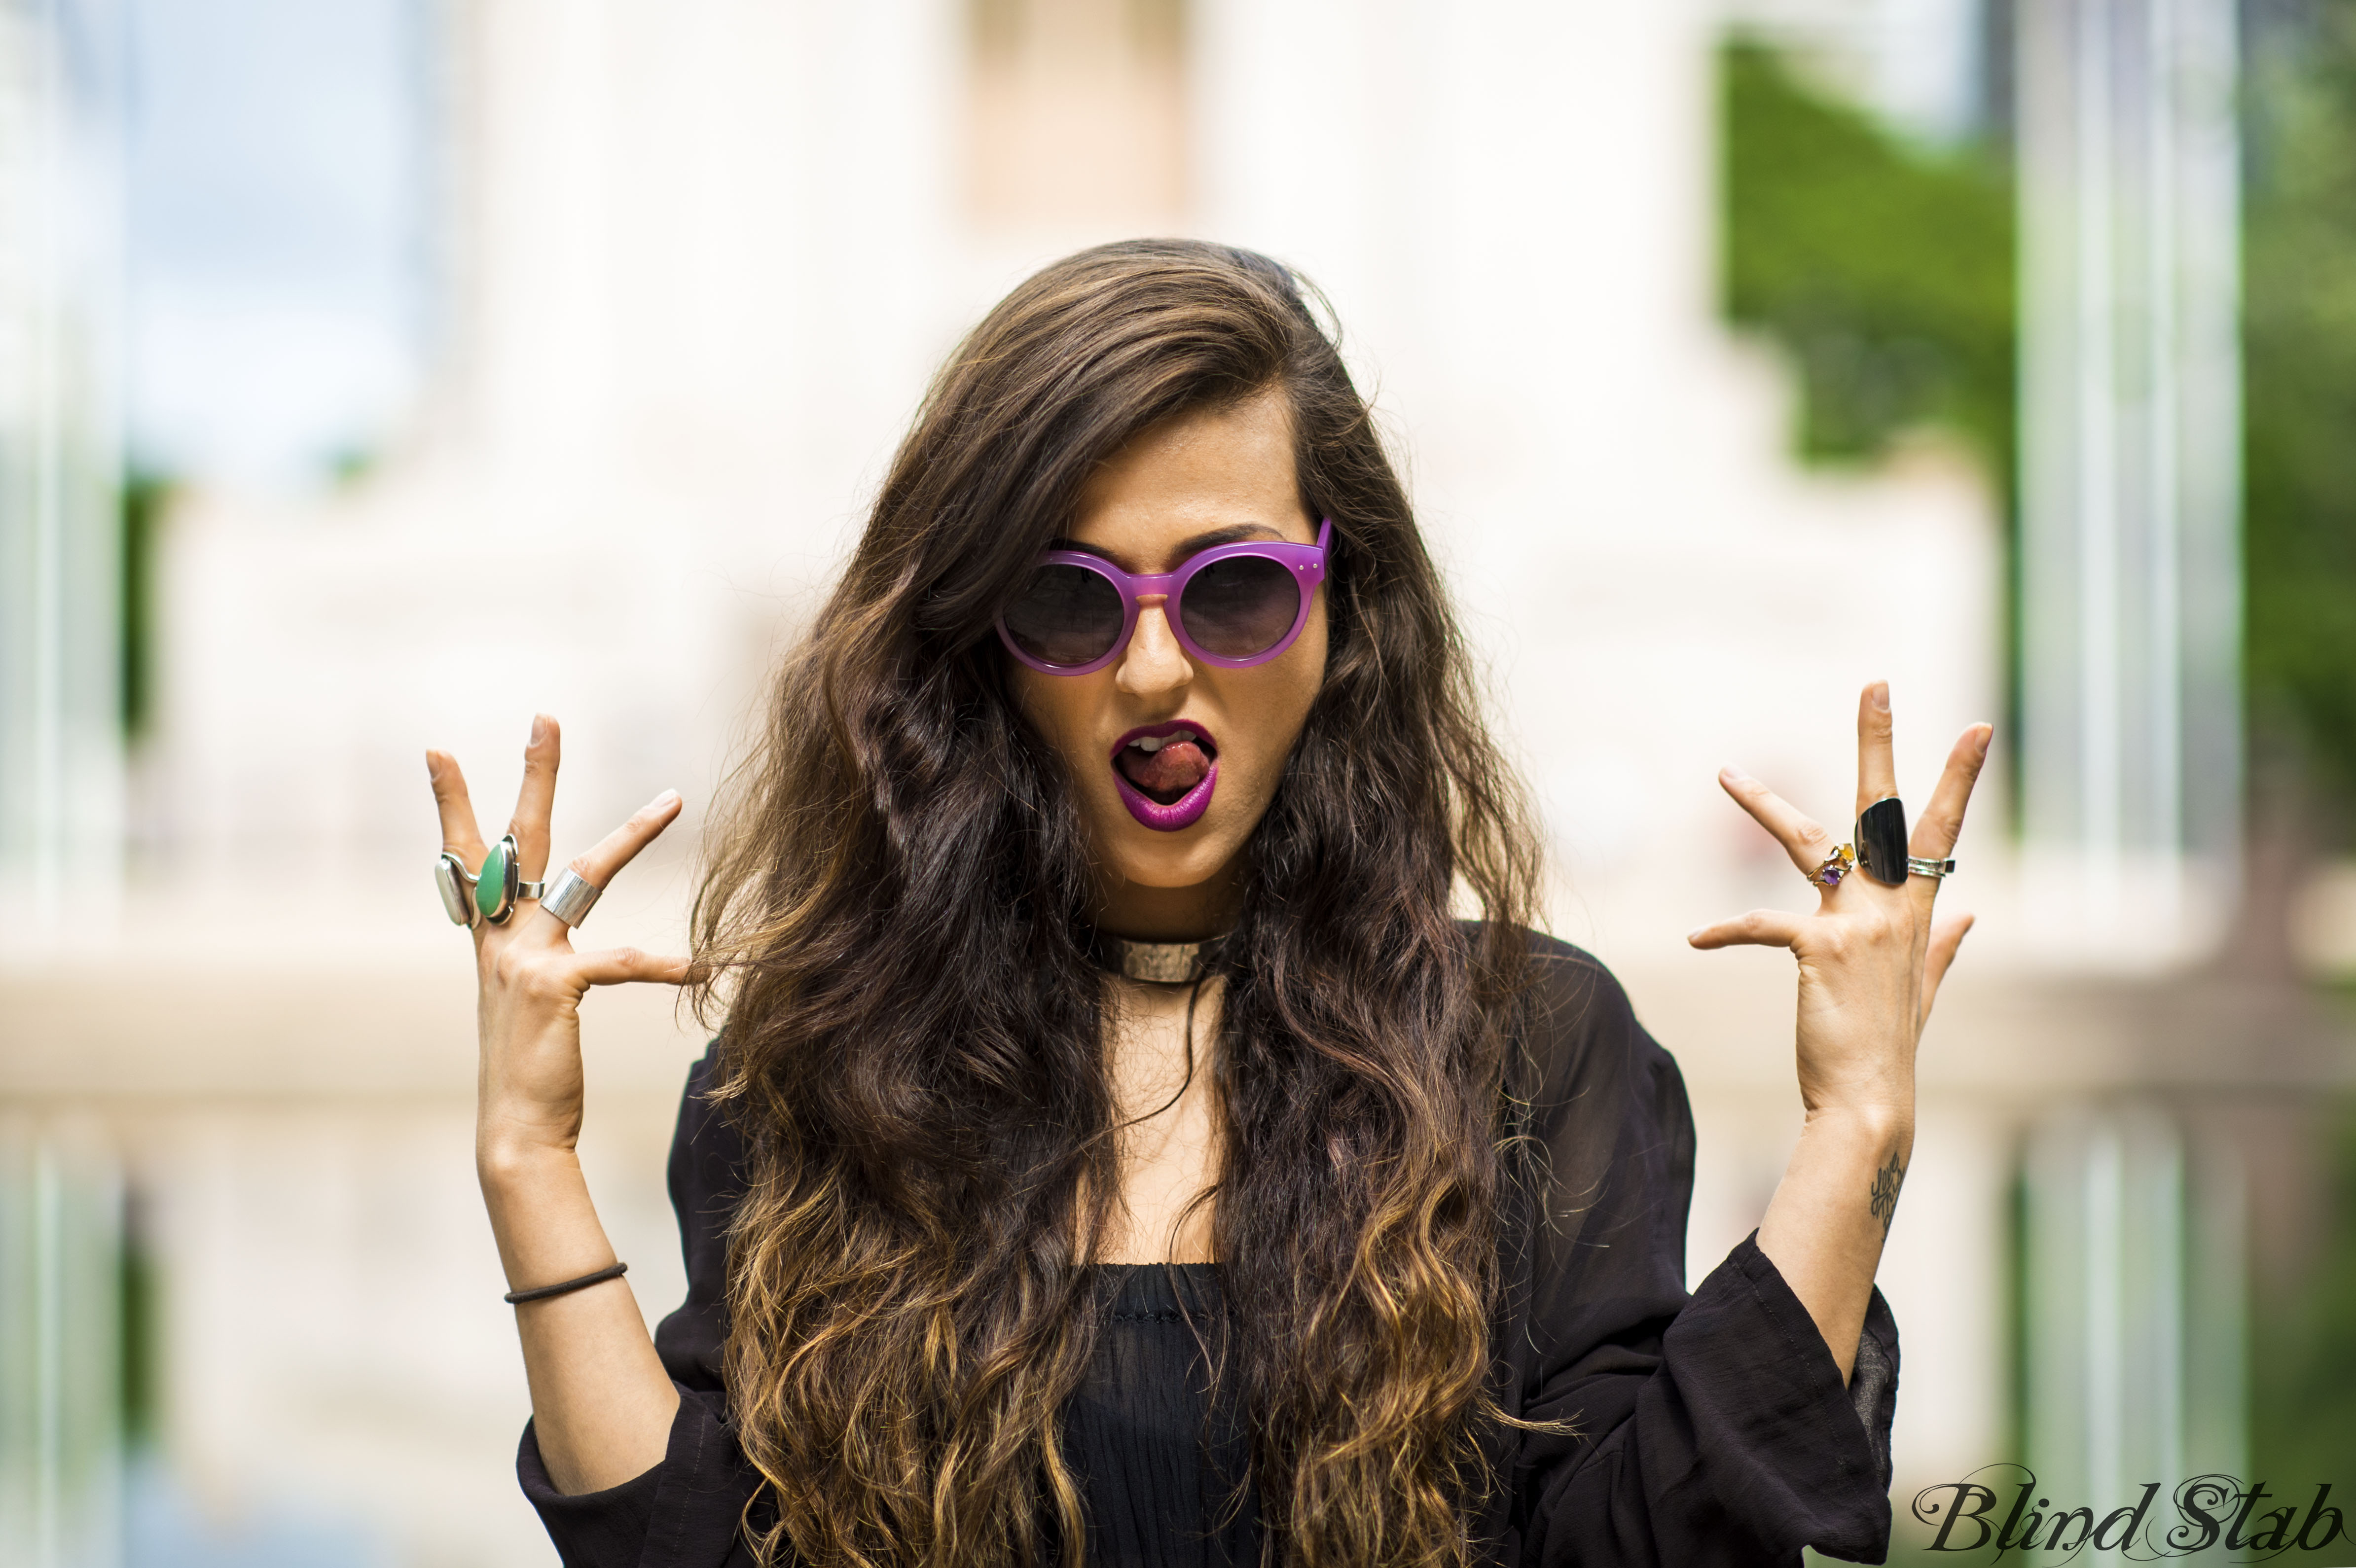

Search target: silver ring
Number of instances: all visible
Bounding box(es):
[1906,856,1957,879]
[435,851,480,927]
[540,867,604,927]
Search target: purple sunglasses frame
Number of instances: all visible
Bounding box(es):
[996,519,1333,677]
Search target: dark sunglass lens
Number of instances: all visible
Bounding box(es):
[1179,555,1302,659]
[1003,564,1124,667]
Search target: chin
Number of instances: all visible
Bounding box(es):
[1105,833,1238,891]
[1090,787,1258,893]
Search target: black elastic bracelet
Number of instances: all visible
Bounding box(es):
[504,1261,628,1305]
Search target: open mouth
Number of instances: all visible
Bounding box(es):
[1110,721,1219,831]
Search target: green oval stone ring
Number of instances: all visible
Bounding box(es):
[460,834,549,927]
[475,836,517,923]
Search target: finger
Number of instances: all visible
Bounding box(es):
[427,749,488,863]
[1921,912,1976,1025]
[1717,767,1840,876]
[1687,908,1807,951]
[1909,722,1994,862]
[573,945,691,988]
[1855,680,1896,821]
[509,714,561,881]
[570,788,685,891]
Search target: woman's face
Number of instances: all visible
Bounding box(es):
[1011,387,1327,939]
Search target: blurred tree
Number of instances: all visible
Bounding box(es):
[2247,0,2356,1498]
[119,470,171,737]
[2245,2,2356,809]
[1718,39,2016,483]
[120,1193,157,1445]
[1719,38,2019,813]
[2252,1100,2356,1498]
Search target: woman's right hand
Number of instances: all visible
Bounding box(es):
[427,713,689,1172]
[427,713,689,1495]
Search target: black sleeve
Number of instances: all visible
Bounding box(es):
[1502,940,1898,1567]
[517,1042,768,1568]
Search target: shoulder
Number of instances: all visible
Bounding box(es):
[1461,922,1687,1138]
[657,1038,748,1389]
[1517,928,1635,1039]
[670,1038,750,1216]
[1459,920,1648,1054]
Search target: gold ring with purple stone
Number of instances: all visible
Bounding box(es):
[1805,844,1857,891]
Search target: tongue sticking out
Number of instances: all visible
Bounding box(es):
[1117,740,1211,804]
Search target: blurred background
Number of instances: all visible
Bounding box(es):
[4,0,2355,1562]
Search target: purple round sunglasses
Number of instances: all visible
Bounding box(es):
[996,519,1332,676]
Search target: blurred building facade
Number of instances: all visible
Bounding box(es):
[2,1,2348,1565]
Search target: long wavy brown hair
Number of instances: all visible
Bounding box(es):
[690,239,1545,1568]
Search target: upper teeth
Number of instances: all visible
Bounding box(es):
[1131,729,1195,753]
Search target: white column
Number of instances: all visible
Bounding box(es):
[2024,1105,2244,1531]
[2017,0,2241,962]
[0,0,125,947]
[0,1118,126,1568]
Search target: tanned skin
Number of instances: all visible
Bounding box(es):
[427,395,1989,1499]
[1692,684,1989,1381]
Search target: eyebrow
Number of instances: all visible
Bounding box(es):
[1044,523,1285,571]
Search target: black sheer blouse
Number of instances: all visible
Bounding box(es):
[519,936,1899,1566]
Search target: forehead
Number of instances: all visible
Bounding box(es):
[1063,388,1312,568]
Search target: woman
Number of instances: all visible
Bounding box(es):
[427,240,1987,1568]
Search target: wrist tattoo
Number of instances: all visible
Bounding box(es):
[1868,1150,1907,1237]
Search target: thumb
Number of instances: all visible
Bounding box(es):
[572,947,692,988]
[1688,909,1806,951]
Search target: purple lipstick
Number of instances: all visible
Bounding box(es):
[1110,720,1218,832]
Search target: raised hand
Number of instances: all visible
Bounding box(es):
[428,715,689,1165]
[426,714,686,1493]
[1687,681,1992,1379]
[1690,682,1989,1125]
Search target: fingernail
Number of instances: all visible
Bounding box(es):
[530,714,549,745]
[1871,681,1890,713]
[1720,765,1753,784]
[651,788,680,809]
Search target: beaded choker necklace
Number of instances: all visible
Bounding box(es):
[1089,932,1231,984]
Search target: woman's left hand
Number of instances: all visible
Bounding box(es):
[1687,680,1992,1379]
[1691,681,1991,1125]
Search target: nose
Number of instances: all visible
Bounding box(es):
[1115,595,1193,699]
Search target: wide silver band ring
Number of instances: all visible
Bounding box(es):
[1906,856,1957,879]
[540,867,604,927]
